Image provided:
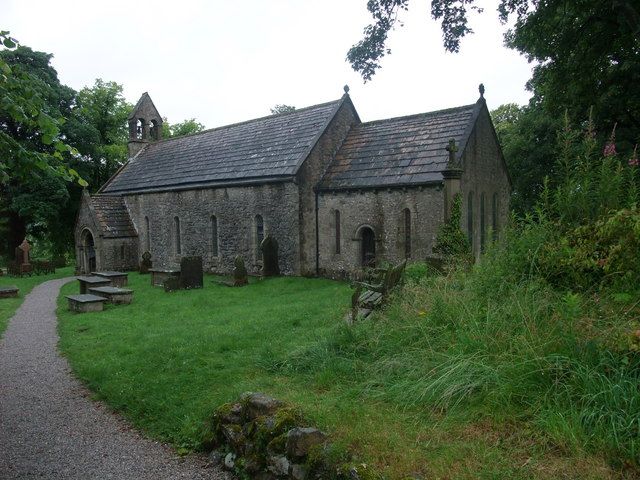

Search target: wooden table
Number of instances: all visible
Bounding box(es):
[92,271,129,287]
[77,276,111,294]
[149,268,180,287]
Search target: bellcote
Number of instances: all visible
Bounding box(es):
[128,92,163,157]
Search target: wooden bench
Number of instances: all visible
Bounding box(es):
[92,271,128,287]
[88,286,134,304]
[149,268,180,287]
[349,260,407,322]
[65,294,108,313]
[77,276,111,294]
[0,286,19,298]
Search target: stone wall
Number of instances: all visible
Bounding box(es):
[74,192,140,274]
[459,104,511,257]
[100,237,139,272]
[123,181,300,274]
[296,97,359,276]
[317,186,444,278]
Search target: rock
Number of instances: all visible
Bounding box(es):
[207,449,225,465]
[290,463,308,480]
[224,452,236,470]
[286,427,327,459]
[242,392,284,420]
[218,402,243,424]
[221,424,245,452]
[267,455,290,476]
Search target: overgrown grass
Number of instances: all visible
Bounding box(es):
[0,266,74,336]
[56,268,630,478]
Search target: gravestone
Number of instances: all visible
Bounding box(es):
[163,277,180,292]
[179,256,203,289]
[233,255,248,286]
[261,235,280,276]
[18,239,31,266]
[140,251,152,274]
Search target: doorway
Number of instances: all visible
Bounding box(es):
[82,229,96,273]
[361,227,376,267]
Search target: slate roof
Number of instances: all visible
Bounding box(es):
[90,196,137,238]
[320,102,480,190]
[101,99,344,194]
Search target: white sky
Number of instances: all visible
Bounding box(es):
[4,0,534,128]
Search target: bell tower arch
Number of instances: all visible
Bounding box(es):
[128,92,163,157]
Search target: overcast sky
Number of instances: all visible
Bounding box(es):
[4,0,534,128]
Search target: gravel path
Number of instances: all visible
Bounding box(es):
[0,277,232,479]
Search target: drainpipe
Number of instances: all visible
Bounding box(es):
[314,188,320,276]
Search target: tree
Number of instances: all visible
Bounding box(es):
[0,33,83,184]
[162,118,206,138]
[491,103,559,214]
[0,34,84,258]
[348,1,640,213]
[270,104,296,115]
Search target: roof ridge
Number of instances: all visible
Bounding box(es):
[358,103,476,127]
[148,98,343,146]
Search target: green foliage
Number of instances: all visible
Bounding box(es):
[0,33,84,185]
[270,104,296,115]
[540,208,640,291]
[162,118,206,138]
[491,104,560,214]
[432,193,471,259]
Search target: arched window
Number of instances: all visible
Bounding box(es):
[211,215,219,256]
[335,210,341,254]
[144,216,150,252]
[467,192,474,249]
[136,118,145,140]
[174,216,181,255]
[150,120,160,140]
[255,215,264,256]
[492,193,499,240]
[403,208,411,259]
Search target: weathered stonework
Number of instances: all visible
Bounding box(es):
[317,187,444,278]
[74,90,511,278]
[459,107,511,258]
[124,182,300,275]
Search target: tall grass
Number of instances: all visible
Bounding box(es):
[269,230,640,466]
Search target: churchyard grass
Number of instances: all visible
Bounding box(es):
[55,269,627,479]
[0,266,74,336]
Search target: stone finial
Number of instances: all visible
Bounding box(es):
[343,84,350,94]
[445,138,458,167]
[479,83,485,98]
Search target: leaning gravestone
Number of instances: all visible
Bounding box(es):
[139,251,152,274]
[233,255,248,286]
[261,235,280,277]
[180,256,203,289]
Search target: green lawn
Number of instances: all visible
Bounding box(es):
[56,272,622,479]
[0,266,75,336]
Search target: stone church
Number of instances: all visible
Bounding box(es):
[74,86,511,277]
